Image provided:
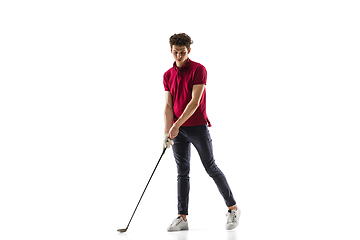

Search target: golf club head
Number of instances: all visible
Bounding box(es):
[117,229,127,233]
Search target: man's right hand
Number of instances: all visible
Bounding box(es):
[163,133,174,148]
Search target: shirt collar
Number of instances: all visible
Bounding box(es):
[173,58,192,70]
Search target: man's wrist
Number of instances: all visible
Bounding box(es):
[173,121,181,129]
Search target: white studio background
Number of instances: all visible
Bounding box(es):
[0,0,359,240]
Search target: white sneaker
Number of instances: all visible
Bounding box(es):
[226,209,240,230]
[167,216,189,232]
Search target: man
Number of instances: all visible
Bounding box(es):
[163,33,240,231]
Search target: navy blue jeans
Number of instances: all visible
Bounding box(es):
[172,125,236,215]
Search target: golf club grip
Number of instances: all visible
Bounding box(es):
[125,147,167,230]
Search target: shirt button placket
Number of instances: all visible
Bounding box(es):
[177,70,181,83]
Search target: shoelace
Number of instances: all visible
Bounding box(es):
[171,217,183,226]
[226,210,237,224]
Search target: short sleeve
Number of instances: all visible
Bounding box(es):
[163,72,170,91]
[193,65,207,85]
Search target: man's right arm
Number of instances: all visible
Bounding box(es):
[164,91,174,134]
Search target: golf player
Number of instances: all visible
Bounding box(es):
[163,33,240,231]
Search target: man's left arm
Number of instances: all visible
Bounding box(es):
[168,84,205,139]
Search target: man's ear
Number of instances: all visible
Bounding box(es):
[188,48,191,54]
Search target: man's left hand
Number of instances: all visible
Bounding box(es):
[169,125,179,139]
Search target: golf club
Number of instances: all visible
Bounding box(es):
[117,147,167,233]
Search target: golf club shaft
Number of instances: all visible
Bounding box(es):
[124,147,167,230]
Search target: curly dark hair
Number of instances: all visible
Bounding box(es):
[169,33,193,50]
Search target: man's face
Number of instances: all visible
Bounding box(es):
[171,45,191,67]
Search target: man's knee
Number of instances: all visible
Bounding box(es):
[204,161,222,178]
[177,164,190,179]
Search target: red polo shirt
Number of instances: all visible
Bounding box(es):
[163,59,211,127]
